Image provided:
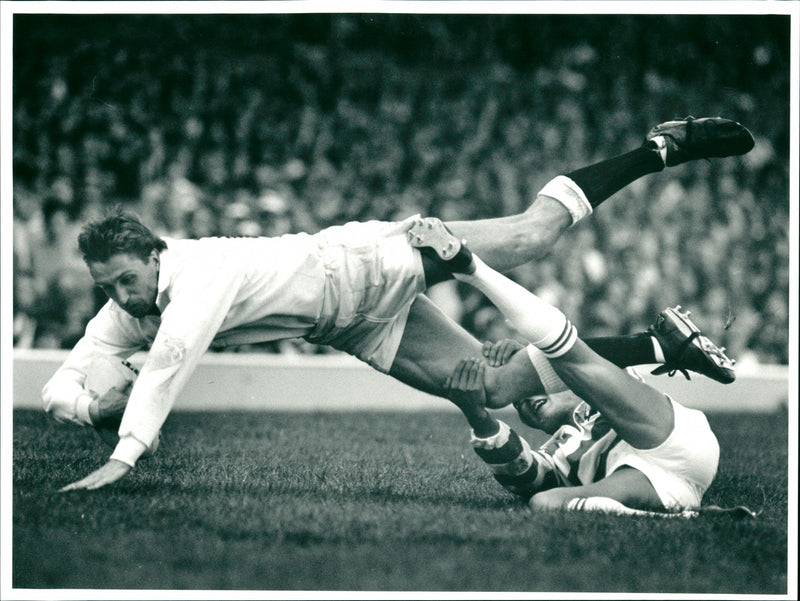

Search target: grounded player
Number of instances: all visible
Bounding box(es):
[43,116,754,492]
[424,233,741,516]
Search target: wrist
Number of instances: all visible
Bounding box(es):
[470,419,510,448]
[110,436,148,467]
[464,407,499,438]
[87,397,101,425]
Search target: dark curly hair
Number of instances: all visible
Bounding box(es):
[78,207,168,264]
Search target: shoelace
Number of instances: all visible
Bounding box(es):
[677,116,713,164]
[650,330,701,380]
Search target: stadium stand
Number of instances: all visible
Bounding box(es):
[12,14,790,366]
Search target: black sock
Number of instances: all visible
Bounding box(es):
[566,147,664,208]
[586,332,656,368]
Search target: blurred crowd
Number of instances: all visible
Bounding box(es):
[12,14,790,365]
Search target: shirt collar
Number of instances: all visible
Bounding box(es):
[154,238,175,313]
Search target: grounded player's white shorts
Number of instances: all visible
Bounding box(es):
[606,398,720,511]
[305,218,427,372]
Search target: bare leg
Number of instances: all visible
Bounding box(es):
[390,294,670,410]
[394,117,752,418]
[389,295,545,404]
[388,295,484,397]
[429,141,669,278]
[530,466,665,511]
[545,339,674,449]
[455,256,674,449]
[399,141,672,385]
[445,195,572,273]
[413,195,571,288]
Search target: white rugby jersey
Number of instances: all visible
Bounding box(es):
[470,400,620,498]
[42,231,356,466]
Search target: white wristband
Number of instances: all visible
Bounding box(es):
[470,420,511,450]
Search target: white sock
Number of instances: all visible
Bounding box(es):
[567,497,697,519]
[526,345,569,394]
[455,256,578,358]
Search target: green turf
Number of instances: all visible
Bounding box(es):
[11,409,789,594]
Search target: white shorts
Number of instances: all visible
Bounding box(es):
[306,218,426,372]
[606,398,720,511]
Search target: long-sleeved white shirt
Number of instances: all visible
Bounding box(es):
[43,232,337,466]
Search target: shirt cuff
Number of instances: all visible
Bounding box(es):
[110,436,148,467]
[75,392,96,426]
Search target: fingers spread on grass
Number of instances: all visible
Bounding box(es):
[59,460,131,492]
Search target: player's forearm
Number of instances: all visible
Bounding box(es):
[460,404,500,438]
[112,257,245,464]
[471,421,555,499]
[112,324,214,464]
[110,435,150,467]
[113,366,179,465]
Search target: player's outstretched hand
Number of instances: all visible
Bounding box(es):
[59,459,131,492]
[482,339,524,367]
[445,358,501,438]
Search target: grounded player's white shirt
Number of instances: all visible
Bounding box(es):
[470,400,618,497]
[470,388,719,510]
[42,233,338,465]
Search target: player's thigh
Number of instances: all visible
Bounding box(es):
[530,467,665,512]
[553,341,675,449]
[389,294,484,397]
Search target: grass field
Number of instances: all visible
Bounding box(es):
[11,408,790,595]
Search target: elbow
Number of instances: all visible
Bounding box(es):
[41,381,57,416]
[41,379,79,424]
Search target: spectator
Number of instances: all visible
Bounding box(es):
[11,14,789,364]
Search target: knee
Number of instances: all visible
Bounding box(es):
[526,193,574,235]
[529,488,575,512]
[41,384,61,420]
[41,383,80,425]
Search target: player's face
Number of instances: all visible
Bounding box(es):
[89,252,160,318]
[513,393,579,434]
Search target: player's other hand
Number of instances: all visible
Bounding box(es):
[88,381,132,427]
[59,459,131,492]
[482,339,524,367]
[445,357,488,412]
